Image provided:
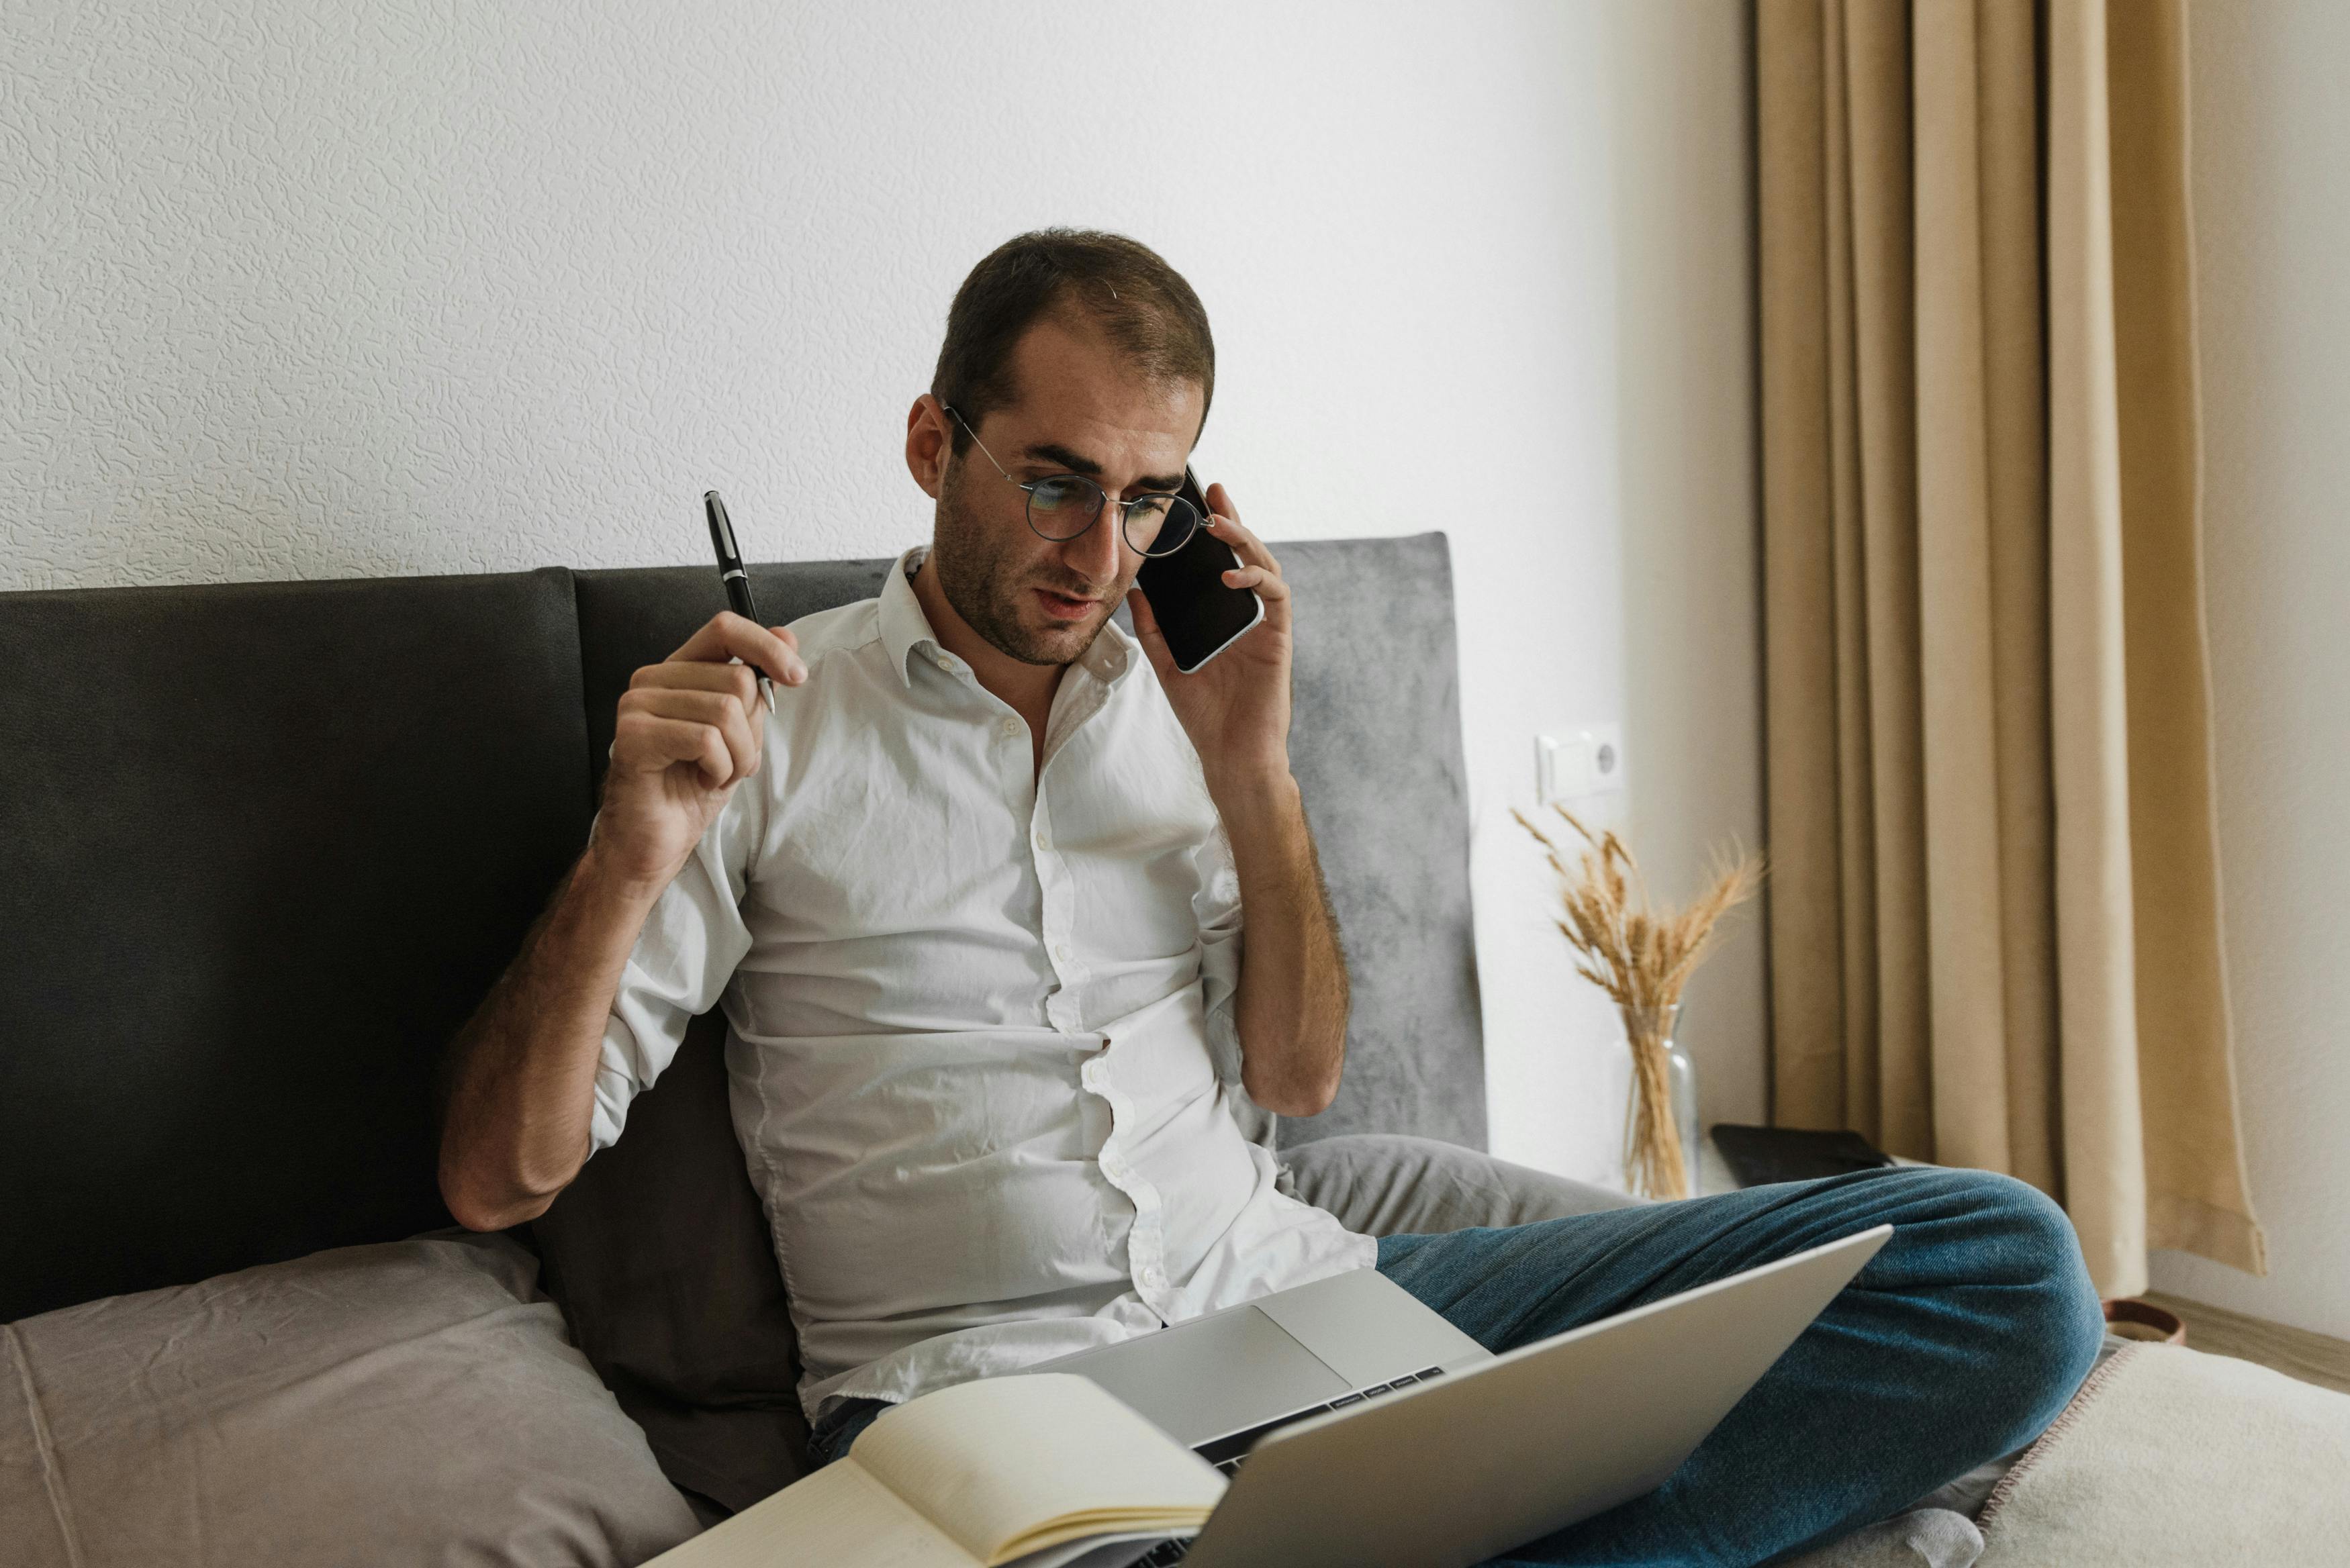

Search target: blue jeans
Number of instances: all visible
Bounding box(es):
[812,1167,2105,1567]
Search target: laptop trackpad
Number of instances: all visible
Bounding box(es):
[1056,1307,1350,1446]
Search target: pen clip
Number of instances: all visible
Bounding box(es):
[706,489,742,565]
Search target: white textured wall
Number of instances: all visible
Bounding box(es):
[1609,3,1766,1141]
[2146,2,2350,1340]
[3,0,1762,1188]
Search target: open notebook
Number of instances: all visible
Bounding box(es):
[646,1373,1227,1568]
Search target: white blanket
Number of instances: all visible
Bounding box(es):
[1975,1342,2350,1567]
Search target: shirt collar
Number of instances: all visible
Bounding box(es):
[879,544,1139,691]
[878,545,940,689]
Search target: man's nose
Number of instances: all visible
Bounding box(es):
[1062,503,1126,585]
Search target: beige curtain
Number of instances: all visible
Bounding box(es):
[1756,0,2265,1297]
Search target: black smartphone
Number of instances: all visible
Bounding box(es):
[1134,469,1264,673]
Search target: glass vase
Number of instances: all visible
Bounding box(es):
[1664,1035,1700,1201]
[1622,1004,1703,1200]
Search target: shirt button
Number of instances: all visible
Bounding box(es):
[1000,716,1019,736]
[935,654,953,671]
[1034,830,1050,850]
[1054,942,1072,961]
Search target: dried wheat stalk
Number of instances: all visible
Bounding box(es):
[1511,803,1762,1199]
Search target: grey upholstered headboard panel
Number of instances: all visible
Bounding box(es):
[574,532,1488,1153]
[0,534,1485,1321]
[1259,534,1486,1150]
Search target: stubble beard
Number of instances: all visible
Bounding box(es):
[930,465,1135,667]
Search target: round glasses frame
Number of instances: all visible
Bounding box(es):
[942,403,1202,559]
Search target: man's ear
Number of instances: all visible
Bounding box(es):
[905,395,951,499]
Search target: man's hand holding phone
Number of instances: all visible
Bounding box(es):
[586,612,806,899]
[1126,482,1293,793]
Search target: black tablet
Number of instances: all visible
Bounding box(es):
[1709,1124,1895,1189]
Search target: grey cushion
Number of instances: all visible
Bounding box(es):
[0,569,593,1322]
[1278,1134,1644,1234]
[0,1231,698,1568]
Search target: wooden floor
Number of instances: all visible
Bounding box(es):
[2140,1291,2350,1396]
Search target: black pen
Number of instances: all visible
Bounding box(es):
[704,489,775,710]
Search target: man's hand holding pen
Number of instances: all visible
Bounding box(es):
[585,613,806,901]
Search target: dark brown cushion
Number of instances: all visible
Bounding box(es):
[531,1012,814,1514]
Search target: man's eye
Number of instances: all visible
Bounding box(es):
[1127,495,1174,521]
[1029,477,1095,511]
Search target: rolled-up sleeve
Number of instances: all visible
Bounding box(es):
[588,779,764,1153]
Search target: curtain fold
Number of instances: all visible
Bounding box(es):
[1757,0,2265,1297]
[2103,1,2266,1279]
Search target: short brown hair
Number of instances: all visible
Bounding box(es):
[931,229,1215,454]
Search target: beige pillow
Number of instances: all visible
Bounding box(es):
[1,1230,698,1568]
[1975,1341,2350,1567]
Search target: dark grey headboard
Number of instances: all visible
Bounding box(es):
[0,569,594,1322]
[0,533,1483,1320]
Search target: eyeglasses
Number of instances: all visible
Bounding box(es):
[942,404,1203,559]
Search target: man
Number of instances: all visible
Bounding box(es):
[439,230,2102,1566]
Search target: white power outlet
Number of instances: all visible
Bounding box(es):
[1536,724,1626,805]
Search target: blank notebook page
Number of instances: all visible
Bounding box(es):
[858,1373,1226,1561]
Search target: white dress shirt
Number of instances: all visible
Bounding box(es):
[588,544,1376,1424]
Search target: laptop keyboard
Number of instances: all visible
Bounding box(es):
[1140,1365,1450,1562]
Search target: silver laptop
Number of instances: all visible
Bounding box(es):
[1033,1224,1892,1568]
